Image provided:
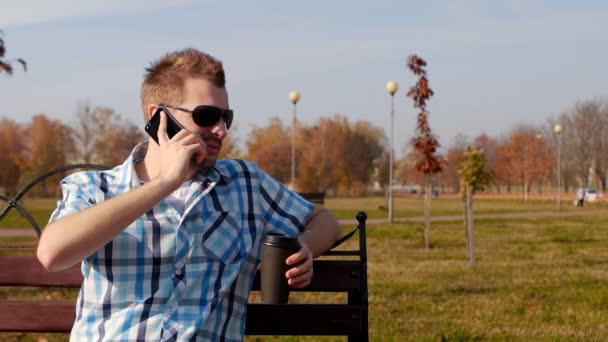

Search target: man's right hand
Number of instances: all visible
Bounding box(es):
[157,111,207,190]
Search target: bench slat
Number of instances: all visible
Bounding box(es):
[245,304,362,335]
[0,301,362,335]
[0,301,75,332]
[297,192,326,204]
[252,260,360,291]
[0,256,360,291]
[0,255,82,287]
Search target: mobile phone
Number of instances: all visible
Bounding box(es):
[144,107,185,145]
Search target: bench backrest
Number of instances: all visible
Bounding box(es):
[298,191,326,205]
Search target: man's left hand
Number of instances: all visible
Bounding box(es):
[285,241,313,288]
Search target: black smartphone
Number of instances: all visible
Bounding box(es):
[144,107,185,145]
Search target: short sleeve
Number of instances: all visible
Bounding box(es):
[257,168,314,236]
[48,172,98,223]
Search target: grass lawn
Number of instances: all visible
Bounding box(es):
[2,196,606,228]
[326,196,605,220]
[3,211,608,340]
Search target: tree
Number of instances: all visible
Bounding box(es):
[73,103,145,166]
[218,124,242,160]
[406,55,445,249]
[563,100,606,190]
[298,116,350,193]
[22,115,76,196]
[501,127,554,200]
[0,119,25,195]
[440,134,470,193]
[344,121,385,196]
[297,115,386,195]
[0,30,26,76]
[245,117,292,183]
[458,147,493,267]
[472,134,499,191]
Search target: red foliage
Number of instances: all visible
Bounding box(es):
[0,31,27,76]
[407,55,444,175]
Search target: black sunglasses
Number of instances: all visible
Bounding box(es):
[160,103,233,130]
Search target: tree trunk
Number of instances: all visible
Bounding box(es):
[463,191,469,244]
[466,186,476,267]
[424,174,432,250]
[524,172,529,201]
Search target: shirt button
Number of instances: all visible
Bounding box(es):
[175,269,182,275]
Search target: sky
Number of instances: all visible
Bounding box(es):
[1,0,607,157]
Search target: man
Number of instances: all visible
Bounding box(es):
[37,48,341,341]
[576,187,585,207]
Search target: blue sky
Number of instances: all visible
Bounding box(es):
[1,0,607,157]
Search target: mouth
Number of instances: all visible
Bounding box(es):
[205,137,222,155]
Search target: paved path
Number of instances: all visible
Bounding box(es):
[336,208,608,225]
[3,209,608,238]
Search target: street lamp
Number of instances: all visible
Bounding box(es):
[289,91,301,190]
[386,81,398,223]
[554,124,563,210]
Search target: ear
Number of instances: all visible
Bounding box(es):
[146,104,159,121]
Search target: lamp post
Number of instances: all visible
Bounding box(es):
[386,81,398,223]
[554,124,563,210]
[289,91,301,190]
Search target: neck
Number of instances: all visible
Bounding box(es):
[135,140,160,183]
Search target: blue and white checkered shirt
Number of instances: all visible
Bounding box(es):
[49,142,314,341]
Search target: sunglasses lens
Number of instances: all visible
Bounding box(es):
[224,110,233,129]
[192,106,221,127]
[192,106,233,130]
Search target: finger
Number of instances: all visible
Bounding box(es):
[157,111,169,144]
[288,270,312,288]
[195,139,207,164]
[186,143,205,159]
[287,265,312,282]
[171,128,191,142]
[286,246,309,266]
[286,256,312,278]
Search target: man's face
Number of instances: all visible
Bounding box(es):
[166,77,229,169]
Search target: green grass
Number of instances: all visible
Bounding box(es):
[0,198,57,229]
[3,196,605,228]
[3,199,608,340]
[326,196,605,220]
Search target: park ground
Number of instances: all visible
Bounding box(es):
[2,196,608,341]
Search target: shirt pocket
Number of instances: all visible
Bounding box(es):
[200,211,243,264]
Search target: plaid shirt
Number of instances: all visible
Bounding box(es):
[50,142,314,341]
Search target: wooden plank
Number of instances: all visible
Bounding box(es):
[0,255,82,287]
[245,304,362,335]
[0,256,359,292]
[0,301,75,332]
[297,192,326,204]
[0,302,363,336]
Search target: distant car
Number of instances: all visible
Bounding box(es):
[585,188,598,202]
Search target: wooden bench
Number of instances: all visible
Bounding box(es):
[298,191,326,205]
[0,213,369,340]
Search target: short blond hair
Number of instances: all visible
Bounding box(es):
[140,48,225,120]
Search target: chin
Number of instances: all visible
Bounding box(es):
[200,157,217,170]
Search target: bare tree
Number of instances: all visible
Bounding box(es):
[72,102,145,166]
[564,100,603,188]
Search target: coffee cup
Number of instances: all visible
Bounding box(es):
[261,234,301,304]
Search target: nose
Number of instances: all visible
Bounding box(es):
[211,119,227,139]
